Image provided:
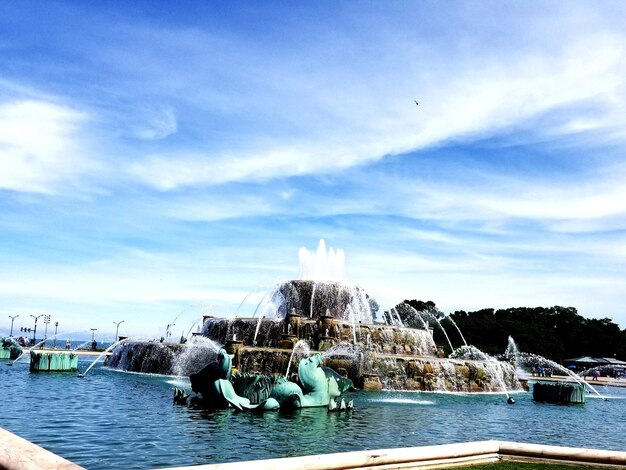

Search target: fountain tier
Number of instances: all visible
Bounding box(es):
[107,280,520,393]
[269,280,373,323]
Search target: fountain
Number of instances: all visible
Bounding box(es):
[30,350,78,372]
[0,337,22,360]
[79,339,129,377]
[185,347,354,411]
[504,336,606,402]
[106,240,520,397]
[7,337,51,366]
[105,334,222,376]
[285,339,310,378]
[450,345,516,399]
[211,241,521,393]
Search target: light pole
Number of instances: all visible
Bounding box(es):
[113,320,125,341]
[53,321,59,349]
[43,314,51,347]
[30,314,43,346]
[8,315,19,337]
[91,328,97,350]
[166,323,174,342]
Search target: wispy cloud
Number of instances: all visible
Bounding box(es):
[130,106,178,141]
[125,29,626,190]
[0,99,97,194]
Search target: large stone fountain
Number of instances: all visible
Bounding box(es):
[200,279,518,392]
[107,240,520,394]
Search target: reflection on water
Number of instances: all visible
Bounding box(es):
[1,357,626,470]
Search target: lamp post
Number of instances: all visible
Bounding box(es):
[53,322,59,349]
[8,315,19,337]
[91,328,97,351]
[43,314,51,348]
[166,323,174,342]
[30,314,43,346]
[113,320,125,342]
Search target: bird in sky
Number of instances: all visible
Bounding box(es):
[414,100,419,105]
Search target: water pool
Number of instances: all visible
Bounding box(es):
[1,356,625,469]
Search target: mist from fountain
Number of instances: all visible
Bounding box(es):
[505,337,606,400]
[388,308,404,327]
[285,340,310,377]
[172,336,220,376]
[235,291,257,317]
[446,317,468,346]
[251,293,269,318]
[298,239,345,282]
[404,305,429,330]
[406,307,455,353]
[252,317,265,346]
[252,296,283,345]
[79,338,132,377]
[505,336,519,358]
[183,316,205,341]
[433,317,454,352]
[346,305,358,345]
[450,345,514,398]
[310,283,317,318]
[321,341,360,359]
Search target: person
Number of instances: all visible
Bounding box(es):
[65,339,71,349]
[593,369,600,381]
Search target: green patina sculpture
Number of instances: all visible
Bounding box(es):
[30,351,78,372]
[189,349,258,410]
[188,349,353,411]
[0,338,22,360]
[263,354,343,410]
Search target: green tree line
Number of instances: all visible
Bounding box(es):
[387,300,626,363]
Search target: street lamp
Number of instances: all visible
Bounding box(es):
[91,328,97,350]
[53,321,59,349]
[113,320,125,342]
[8,315,19,337]
[43,314,51,348]
[166,323,174,342]
[30,314,43,346]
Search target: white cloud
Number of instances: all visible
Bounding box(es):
[131,106,178,140]
[126,30,626,190]
[0,99,96,194]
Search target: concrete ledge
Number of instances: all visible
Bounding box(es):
[2,428,626,470]
[160,441,626,469]
[163,441,502,470]
[0,427,84,470]
[499,441,626,466]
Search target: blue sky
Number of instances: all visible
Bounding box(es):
[1,1,626,341]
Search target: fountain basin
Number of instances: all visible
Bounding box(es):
[533,381,586,404]
[105,340,218,376]
[106,341,520,393]
[1,338,22,360]
[30,351,78,372]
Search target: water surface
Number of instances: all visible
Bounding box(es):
[1,357,625,469]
